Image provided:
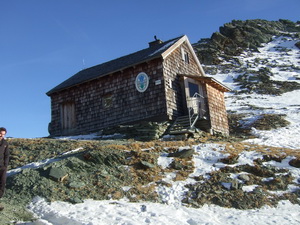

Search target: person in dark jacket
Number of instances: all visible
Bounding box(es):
[0,127,9,211]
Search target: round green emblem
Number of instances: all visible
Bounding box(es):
[135,72,149,92]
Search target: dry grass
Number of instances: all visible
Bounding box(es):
[125,140,196,152]
[97,144,129,151]
[217,141,300,160]
[123,139,300,160]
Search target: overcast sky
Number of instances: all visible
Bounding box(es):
[0,0,299,138]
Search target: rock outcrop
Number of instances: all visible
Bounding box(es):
[193,19,300,65]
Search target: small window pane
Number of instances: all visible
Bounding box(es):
[184,52,189,64]
[188,82,199,97]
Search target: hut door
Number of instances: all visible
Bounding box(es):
[186,80,207,118]
[61,102,76,132]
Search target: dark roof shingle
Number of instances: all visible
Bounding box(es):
[47,36,183,95]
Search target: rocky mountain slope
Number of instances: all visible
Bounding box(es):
[2,137,300,224]
[194,19,300,139]
[1,19,300,224]
[194,19,300,98]
[193,19,300,66]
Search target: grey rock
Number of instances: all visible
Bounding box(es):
[141,205,147,212]
[289,158,300,168]
[231,179,242,190]
[238,174,250,182]
[140,161,156,169]
[69,197,84,204]
[49,167,68,182]
[68,181,86,189]
[170,160,184,170]
[168,148,194,158]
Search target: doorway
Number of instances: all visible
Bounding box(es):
[61,102,76,133]
[186,79,207,119]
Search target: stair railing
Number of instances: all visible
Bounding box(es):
[187,93,205,127]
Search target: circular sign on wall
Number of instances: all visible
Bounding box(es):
[135,72,149,92]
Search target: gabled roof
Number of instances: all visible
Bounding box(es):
[47,35,194,96]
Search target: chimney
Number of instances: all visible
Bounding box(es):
[149,35,163,47]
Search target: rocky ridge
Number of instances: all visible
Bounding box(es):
[193,19,300,66]
[194,19,300,96]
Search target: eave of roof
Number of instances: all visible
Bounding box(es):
[179,74,232,92]
[46,35,185,96]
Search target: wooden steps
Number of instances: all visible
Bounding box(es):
[168,114,199,134]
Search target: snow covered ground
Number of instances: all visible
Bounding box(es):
[214,35,300,150]
[20,198,300,225]
[17,143,300,225]
[16,36,300,224]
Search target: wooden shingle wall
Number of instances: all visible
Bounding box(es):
[205,84,229,135]
[162,42,203,119]
[49,58,168,136]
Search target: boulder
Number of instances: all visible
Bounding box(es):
[168,148,194,158]
[170,160,184,170]
[289,158,300,168]
[69,197,84,204]
[68,181,86,189]
[219,154,239,164]
[231,179,242,190]
[238,174,250,182]
[49,167,68,182]
[139,161,156,169]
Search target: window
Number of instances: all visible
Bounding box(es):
[184,52,189,64]
[181,47,190,64]
[103,94,113,109]
[188,82,199,97]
